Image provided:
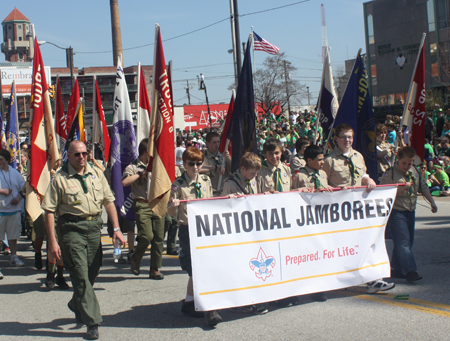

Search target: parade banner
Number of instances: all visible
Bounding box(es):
[183,104,229,130]
[187,186,396,311]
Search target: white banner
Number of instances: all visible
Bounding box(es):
[187,186,397,311]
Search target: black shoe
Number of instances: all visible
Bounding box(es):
[310,292,328,302]
[181,300,205,318]
[207,310,223,327]
[56,276,70,290]
[129,253,140,276]
[167,249,179,256]
[84,324,99,340]
[406,271,422,283]
[68,301,83,324]
[34,252,43,270]
[45,272,56,289]
[390,268,406,279]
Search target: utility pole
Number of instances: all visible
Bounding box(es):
[66,46,74,90]
[283,60,291,117]
[186,80,191,105]
[229,0,242,87]
[307,86,310,106]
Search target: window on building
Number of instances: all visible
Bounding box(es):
[395,94,405,105]
[431,43,439,78]
[379,95,387,106]
[108,94,113,101]
[388,94,395,105]
[18,25,21,29]
[367,14,374,45]
[427,0,436,31]
[18,37,22,41]
[108,78,113,85]
[371,64,377,86]
[372,96,380,107]
[8,25,11,30]
[437,0,448,29]
[100,94,104,101]
[18,52,23,59]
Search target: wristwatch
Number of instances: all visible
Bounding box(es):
[113,227,120,232]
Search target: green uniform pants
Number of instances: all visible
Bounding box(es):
[164,213,179,251]
[57,215,103,327]
[134,201,164,268]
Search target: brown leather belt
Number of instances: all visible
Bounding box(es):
[134,198,149,203]
[62,213,101,223]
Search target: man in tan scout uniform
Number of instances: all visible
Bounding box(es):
[380,146,437,282]
[258,137,291,193]
[168,147,223,327]
[221,152,260,196]
[292,145,329,191]
[200,132,229,195]
[323,124,393,294]
[42,140,125,340]
[122,138,164,279]
[290,138,311,174]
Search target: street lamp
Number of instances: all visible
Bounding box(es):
[38,40,74,90]
[307,86,310,106]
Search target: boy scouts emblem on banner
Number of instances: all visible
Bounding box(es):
[249,247,276,281]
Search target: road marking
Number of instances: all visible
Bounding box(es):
[101,236,179,257]
[338,289,450,318]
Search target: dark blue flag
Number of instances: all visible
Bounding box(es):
[227,37,258,172]
[328,51,377,181]
[5,83,19,168]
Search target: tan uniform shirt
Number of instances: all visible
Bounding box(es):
[292,165,328,190]
[170,172,213,225]
[122,160,148,200]
[323,147,367,187]
[257,161,291,193]
[42,162,115,217]
[380,165,428,212]
[290,154,306,173]
[203,149,230,193]
[377,141,394,176]
[221,169,259,196]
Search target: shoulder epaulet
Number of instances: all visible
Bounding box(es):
[200,174,210,182]
[299,167,309,175]
[175,176,184,184]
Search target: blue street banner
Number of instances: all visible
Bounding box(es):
[227,37,258,172]
[328,51,377,181]
[5,82,19,168]
[110,55,138,220]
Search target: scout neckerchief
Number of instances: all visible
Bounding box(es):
[262,160,283,192]
[62,161,90,194]
[342,152,360,182]
[405,170,415,197]
[312,170,322,190]
[181,172,203,199]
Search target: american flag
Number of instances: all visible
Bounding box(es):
[253,32,280,55]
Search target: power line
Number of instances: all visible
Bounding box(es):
[76,1,310,55]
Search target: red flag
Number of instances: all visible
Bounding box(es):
[401,33,426,160]
[55,77,67,153]
[219,91,234,155]
[93,78,111,163]
[26,38,59,221]
[147,25,175,217]
[65,79,80,135]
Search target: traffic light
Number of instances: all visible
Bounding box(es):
[49,85,56,99]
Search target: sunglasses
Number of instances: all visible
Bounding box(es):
[187,161,203,167]
[72,152,88,157]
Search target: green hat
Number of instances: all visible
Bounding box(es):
[434,165,442,169]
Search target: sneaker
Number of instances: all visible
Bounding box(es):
[56,276,70,289]
[242,304,268,315]
[45,271,56,289]
[85,324,99,340]
[4,247,11,255]
[129,252,140,276]
[115,254,126,264]
[367,279,395,294]
[35,252,43,270]
[149,268,164,280]
[310,292,328,302]
[0,269,4,279]
[10,254,24,267]
[68,301,83,324]
[207,310,223,327]
[181,300,205,318]
[406,271,422,283]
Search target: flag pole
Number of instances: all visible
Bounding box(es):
[251,27,255,86]
[396,33,427,149]
[13,81,21,169]
[92,75,97,145]
[137,61,141,145]
[314,47,327,145]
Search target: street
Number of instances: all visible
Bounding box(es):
[1,196,450,340]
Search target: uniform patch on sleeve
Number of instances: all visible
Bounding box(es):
[171,185,178,191]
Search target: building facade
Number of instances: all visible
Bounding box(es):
[363,0,449,108]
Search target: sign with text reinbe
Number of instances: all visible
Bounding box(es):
[187,186,397,311]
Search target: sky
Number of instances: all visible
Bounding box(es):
[2,0,368,106]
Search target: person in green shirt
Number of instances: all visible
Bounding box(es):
[430,164,450,196]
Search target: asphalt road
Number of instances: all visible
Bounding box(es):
[1,196,450,340]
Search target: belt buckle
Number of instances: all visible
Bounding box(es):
[86,216,94,221]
